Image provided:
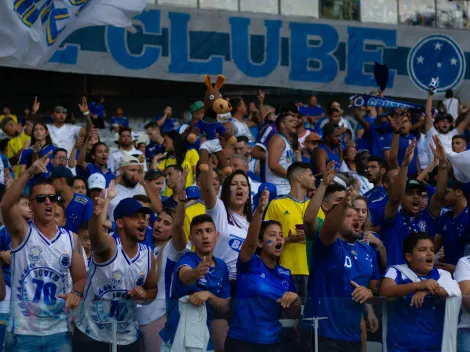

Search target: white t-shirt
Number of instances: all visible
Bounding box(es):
[207,198,249,280]
[47,124,82,157]
[417,135,431,169]
[231,118,254,142]
[425,127,457,166]
[443,97,459,121]
[298,130,311,150]
[137,242,187,325]
[454,256,470,328]
[108,183,146,221]
[108,147,147,175]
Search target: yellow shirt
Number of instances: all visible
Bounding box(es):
[184,200,206,252]
[7,131,31,178]
[158,149,199,197]
[0,114,18,123]
[265,195,311,275]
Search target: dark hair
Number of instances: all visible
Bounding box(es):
[255,220,282,256]
[137,142,146,148]
[133,194,151,204]
[367,156,388,171]
[78,222,89,232]
[324,183,346,201]
[327,107,340,116]
[53,148,67,158]
[190,214,215,231]
[323,122,340,137]
[236,136,249,144]
[403,232,433,258]
[220,170,252,226]
[164,130,187,166]
[30,122,53,148]
[452,135,467,142]
[159,207,176,220]
[71,176,87,189]
[230,96,244,111]
[287,162,312,182]
[19,193,29,202]
[445,89,453,99]
[275,113,292,131]
[119,127,132,136]
[164,164,183,173]
[30,180,55,198]
[0,138,9,152]
[90,142,108,158]
[144,121,159,130]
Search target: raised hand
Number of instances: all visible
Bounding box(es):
[194,256,210,279]
[32,96,40,114]
[4,170,13,188]
[74,136,85,150]
[78,96,88,113]
[174,167,189,197]
[28,151,52,176]
[430,135,448,163]
[402,139,416,167]
[388,114,403,133]
[257,89,265,103]
[341,188,353,207]
[256,188,270,214]
[106,180,117,200]
[322,161,336,185]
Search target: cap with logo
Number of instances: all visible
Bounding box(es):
[88,173,106,190]
[114,198,152,220]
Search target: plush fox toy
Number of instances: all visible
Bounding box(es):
[187,74,237,176]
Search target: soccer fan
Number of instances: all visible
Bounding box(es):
[108,127,146,175]
[311,123,342,175]
[1,154,86,351]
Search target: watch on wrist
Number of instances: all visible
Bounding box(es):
[71,290,83,298]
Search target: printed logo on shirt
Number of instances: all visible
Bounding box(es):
[229,234,245,252]
[111,270,124,285]
[417,220,427,232]
[281,280,290,290]
[91,288,133,333]
[135,272,145,287]
[277,268,290,276]
[284,210,290,215]
[198,277,208,286]
[59,253,71,269]
[28,246,42,262]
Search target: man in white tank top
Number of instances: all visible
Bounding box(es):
[74,186,158,351]
[1,153,86,352]
[266,113,302,196]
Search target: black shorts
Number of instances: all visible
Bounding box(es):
[224,336,280,352]
[72,328,140,352]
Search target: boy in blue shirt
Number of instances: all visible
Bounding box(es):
[160,214,230,351]
[382,135,447,266]
[304,188,381,352]
[380,232,457,352]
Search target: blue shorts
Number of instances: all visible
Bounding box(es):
[4,331,72,352]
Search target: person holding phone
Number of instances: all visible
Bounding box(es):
[265,162,316,298]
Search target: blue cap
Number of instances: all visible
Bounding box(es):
[252,183,277,210]
[114,198,152,220]
[186,186,200,200]
[50,166,73,179]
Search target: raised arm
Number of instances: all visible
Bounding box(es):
[456,110,470,135]
[1,152,51,248]
[89,181,116,262]
[239,189,269,263]
[267,135,288,178]
[172,168,189,252]
[304,161,335,237]
[424,92,434,133]
[257,90,266,122]
[78,96,93,137]
[319,188,352,246]
[200,162,217,210]
[77,129,98,169]
[384,139,415,219]
[427,135,448,218]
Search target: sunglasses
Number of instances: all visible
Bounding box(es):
[33,194,59,204]
[55,108,67,113]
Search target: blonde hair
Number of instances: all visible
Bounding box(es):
[353,196,372,232]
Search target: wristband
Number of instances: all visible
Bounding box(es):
[82,111,90,116]
[71,290,83,298]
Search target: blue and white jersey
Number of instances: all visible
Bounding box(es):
[75,237,151,345]
[265,134,295,196]
[9,223,74,336]
[137,242,187,325]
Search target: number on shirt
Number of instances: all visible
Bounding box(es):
[109,300,129,321]
[32,278,57,306]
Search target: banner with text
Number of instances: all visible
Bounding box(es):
[0,5,469,100]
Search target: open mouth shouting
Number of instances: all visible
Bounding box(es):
[45,206,53,217]
[137,226,146,237]
[235,190,245,201]
[352,222,361,233]
[274,242,283,253]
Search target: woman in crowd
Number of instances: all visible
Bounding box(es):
[353,196,387,271]
[340,145,357,176]
[226,189,300,352]
[158,130,199,197]
[200,164,252,350]
[19,122,56,183]
[380,232,460,352]
[138,172,188,352]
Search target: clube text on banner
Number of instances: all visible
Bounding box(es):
[0,0,148,66]
[0,4,469,101]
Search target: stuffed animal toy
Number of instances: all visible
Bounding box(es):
[187,74,237,176]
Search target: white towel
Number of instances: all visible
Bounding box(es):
[392,265,461,352]
[446,150,470,183]
[171,296,210,352]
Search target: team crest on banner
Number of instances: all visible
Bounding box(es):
[408,34,466,93]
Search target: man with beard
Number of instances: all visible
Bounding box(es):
[108,127,147,174]
[311,123,341,175]
[108,155,146,221]
[364,157,389,227]
[265,162,316,297]
[382,135,448,266]
[303,188,380,352]
[351,150,373,195]
[425,90,469,164]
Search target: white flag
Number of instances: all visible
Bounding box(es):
[447,150,470,183]
[0,0,147,66]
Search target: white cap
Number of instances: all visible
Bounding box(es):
[88,173,106,190]
[119,154,143,168]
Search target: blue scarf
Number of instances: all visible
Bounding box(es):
[350,94,436,114]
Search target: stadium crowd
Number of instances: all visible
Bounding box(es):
[0,84,468,352]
